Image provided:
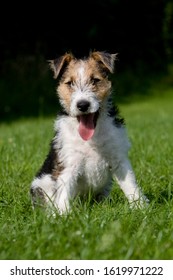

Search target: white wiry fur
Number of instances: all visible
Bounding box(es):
[30,51,148,214]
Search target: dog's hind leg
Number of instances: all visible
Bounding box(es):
[30,174,57,209]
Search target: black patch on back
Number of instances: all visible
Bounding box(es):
[36,139,63,179]
[107,101,125,127]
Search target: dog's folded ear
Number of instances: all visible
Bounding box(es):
[48,53,74,79]
[90,51,118,73]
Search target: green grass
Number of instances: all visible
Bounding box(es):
[0,87,173,260]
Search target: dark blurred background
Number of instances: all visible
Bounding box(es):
[0,0,173,120]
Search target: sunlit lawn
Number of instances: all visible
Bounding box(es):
[0,85,173,260]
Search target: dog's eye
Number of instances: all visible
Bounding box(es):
[65,80,73,87]
[91,78,101,85]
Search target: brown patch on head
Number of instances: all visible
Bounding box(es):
[49,51,117,113]
[57,59,80,112]
[90,51,117,73]
[48,53,74,79]
[86,51,117,100]
[48,54,77,112]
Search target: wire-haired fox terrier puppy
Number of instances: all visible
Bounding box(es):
[30,51,148,214]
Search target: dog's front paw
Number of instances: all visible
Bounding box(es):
[129,195,149,209]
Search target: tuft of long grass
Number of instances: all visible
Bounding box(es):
[0,87,173,260]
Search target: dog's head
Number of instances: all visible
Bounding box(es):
[49,51,117,140]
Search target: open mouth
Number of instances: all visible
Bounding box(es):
[77,111,99,141]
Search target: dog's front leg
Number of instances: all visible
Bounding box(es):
[112,159,148,208]
[54,168,79,214]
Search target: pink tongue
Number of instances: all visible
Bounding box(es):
[78,113,95,141]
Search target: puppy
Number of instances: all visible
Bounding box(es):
[30,51,148,214]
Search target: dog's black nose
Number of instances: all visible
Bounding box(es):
[77,100,90,112]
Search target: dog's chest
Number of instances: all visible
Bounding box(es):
[61,138,110,187]
[80,144,110,188]
[55,121,112,189]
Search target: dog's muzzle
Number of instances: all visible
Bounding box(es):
[77,100,90,113]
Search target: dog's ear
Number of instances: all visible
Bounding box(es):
[90,51,118,73]
[48,53,74,79]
